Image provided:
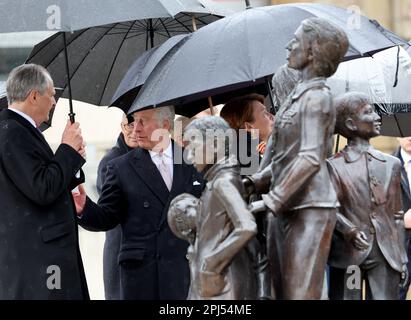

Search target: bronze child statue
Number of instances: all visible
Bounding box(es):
[168,193,200,299]
[246,17,349,299]
[182,116,257,299]
[327,92,408,300]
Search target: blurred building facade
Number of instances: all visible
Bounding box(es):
[270,0,411,40]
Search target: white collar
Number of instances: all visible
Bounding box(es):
[8,107,37,128]
[149,140,173,159]
[401,148,411,166]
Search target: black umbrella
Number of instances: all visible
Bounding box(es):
[2,0,229,122]
[25,13,221,108]
[129,3,408,117]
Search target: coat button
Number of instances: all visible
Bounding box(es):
[143,201,150,208]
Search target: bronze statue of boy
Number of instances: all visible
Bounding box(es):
[181,116,258,299]
[327,92,408,300]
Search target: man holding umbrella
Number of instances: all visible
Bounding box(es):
[0,64,88,299]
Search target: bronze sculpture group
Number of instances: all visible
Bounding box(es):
[168,17,408,300]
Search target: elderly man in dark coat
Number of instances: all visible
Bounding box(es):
[0,64,89,299]
[73,106,203,300]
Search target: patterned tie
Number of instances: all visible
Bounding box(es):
[158,152,172,191]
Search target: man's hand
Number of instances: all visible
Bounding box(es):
[348,229,370,251]
[72,184,86,215]
[404,209,411,229]
[78,143,87,160]
[61,120,84,155]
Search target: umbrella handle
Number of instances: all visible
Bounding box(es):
[63,33,76,124]
[69,112,76,123]
[208,96,215,115]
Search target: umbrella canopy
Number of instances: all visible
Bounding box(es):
[0,0,231,33]
[329,46,411,106]
[110,34,191,113]
[329,45,411,137]
[25,11,222,107]
[129,3,407,117]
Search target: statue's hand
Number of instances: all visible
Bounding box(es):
[400,266,409,289]
[348,229,369,251]
[198,270,227,298]
[249,200,267,214]
[242,176,255,197]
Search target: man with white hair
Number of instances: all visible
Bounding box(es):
[0,63,88,299]
[73,106,204,300]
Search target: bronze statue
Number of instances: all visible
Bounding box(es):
[168,193,200,299]
[182,116,257,299]
[246,17,349,299]
[327,92,408,300]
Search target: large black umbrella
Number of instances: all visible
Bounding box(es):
[2,0,229,122]
[129,3,408,117]
[25,13,221,108]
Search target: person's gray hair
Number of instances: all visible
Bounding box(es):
[6,64,52,105]
[153,105,175,130]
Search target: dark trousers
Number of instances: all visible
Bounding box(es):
[119,259,159,300]
[103,225,121,300]
[280,207,337,300]
[329,239,400,300]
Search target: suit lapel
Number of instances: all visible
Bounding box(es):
[129,147,169,206]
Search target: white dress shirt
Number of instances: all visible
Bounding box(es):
[149,141,174,181]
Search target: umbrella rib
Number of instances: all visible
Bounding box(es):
[158,19,171,37]
[27,28,90,64]
[170,16,192,32]
[59,23,120,95]
[98,21,138,105]
[125,32,154,41]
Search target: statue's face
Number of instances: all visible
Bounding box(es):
[286,26,310,71]
[350,103,381,139]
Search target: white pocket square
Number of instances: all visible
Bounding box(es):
[193,181,201,186]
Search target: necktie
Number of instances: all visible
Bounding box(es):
[158,153,172,191]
